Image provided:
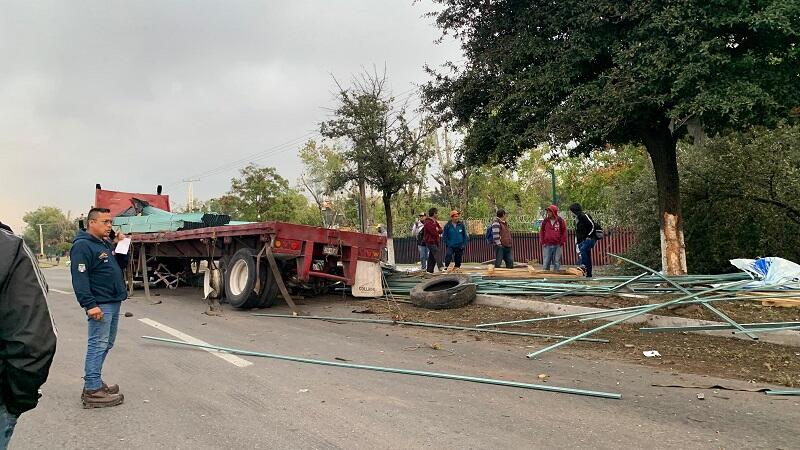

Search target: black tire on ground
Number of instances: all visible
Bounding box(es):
[409,275,476,310]
[223,249,261,308]
[253,259,282,308]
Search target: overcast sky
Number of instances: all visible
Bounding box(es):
[0,0,461,232]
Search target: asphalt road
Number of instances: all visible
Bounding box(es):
[9,267,799,449]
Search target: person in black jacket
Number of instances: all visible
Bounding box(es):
[0,222,57,448]
[70,208,128,408]
[569,203,597,277]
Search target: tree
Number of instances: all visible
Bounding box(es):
[424,0,800,274]
[22,206,75,255]
[298,139,347,227]
[212,164,315,223]
[321,69,434,237]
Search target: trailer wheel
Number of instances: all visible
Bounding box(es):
[254,260,282,308]
[409,275,476,310]
[224,249,260,308]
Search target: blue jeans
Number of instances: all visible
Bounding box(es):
[84,302,121,391]
[0,404,17,450]
[494,246,513,268]
[444,246,464,268]
[542,245,562,271]
[417,245,429,271]
[579,239,597,277]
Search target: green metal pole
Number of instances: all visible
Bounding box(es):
[550,168,557,205]
[608,253,760,340]
[252,313,609,343]
[641,321,800,333]
[526,281,749,358]
[141,336,621,399]
[765,389,800,396]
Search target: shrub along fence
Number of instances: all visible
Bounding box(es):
[393,229,636,266]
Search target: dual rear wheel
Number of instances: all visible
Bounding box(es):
[223,248,281,309]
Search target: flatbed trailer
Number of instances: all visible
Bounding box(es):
[126,221,386,310]
[95,188,386,310]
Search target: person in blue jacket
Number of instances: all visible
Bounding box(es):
[70,208,127,409]
[442,210,469,269]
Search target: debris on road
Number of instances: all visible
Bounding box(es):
[142,335,622,400]
[643,350,661,358]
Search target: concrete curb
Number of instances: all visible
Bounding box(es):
[474,294,800,347]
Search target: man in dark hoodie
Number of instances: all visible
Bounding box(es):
[70,208,128,408]
[539,205,567,271]
[569,203,597,277]
[0,221,57,448]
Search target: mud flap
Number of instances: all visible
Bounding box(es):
[351,260,384,298]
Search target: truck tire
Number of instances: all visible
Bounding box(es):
[254,260,282,308]
[224,249,260,308]
[409,275,476,310]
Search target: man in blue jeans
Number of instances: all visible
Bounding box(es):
[1,222,57,448]
[70,208,128,408]
[569,203,598,277]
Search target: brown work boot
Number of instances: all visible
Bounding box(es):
[102,382,120,395]
[82,388,124,409]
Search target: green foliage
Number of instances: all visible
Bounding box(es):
[22,206,75,255]
[615,124,800,273]
[210,165,316,224]
[321,69,434,237]
[425,0,800,162]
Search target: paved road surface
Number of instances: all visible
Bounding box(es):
[9,267,799,449]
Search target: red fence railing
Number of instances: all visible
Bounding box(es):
[392,229,636,266]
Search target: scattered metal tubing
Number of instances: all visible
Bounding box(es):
[765,389,800,396]
[607,253,760,340]
[640,322,800,333]
[526,282,747,358]
[732,325,800,334]
[141,336,621,399]
[252,313,609,343]
[609,272,649,292]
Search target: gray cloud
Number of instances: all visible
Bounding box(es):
[0,0,460,230]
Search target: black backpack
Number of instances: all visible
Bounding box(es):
[587,214,604,240]
[416,225,425,245]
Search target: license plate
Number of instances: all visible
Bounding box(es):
[323,245,338,256]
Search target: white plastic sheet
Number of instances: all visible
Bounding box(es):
[730,257,800,289]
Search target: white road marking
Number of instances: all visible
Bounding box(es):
[50,288,74,295]
[139,318,253,368]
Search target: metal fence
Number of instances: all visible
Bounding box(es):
[393,229,636,266]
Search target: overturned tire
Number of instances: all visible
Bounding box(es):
[410,275,476,310]
[224,248,261,309]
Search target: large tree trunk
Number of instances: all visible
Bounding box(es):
[382,192,393,238]
[642,126,688,275]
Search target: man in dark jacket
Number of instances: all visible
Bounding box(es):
[70,208,128,408]
[0,222,57,448]
[539,205,567,271]
[442,210,468,269]
[569,203,597,277]
[422,208,443,273]
[491,209,514,268]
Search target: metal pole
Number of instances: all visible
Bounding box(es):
[142,335,621,399]
[608,253,760,340]
[550,168,557,205]
[252,313,609,343]
[526,281,749,358]
[38,224,45,258]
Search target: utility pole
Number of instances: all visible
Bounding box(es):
[549,168,558,205]
[182,179,200,211]
[37,224,45,258]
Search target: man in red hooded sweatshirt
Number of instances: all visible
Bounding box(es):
[539,205,567,271]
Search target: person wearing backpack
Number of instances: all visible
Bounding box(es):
[442,211,469,269]
[569,203,601,277]
[490,209,514,268]
[539,205,567,271]
[423,208,444,273]
[411,212,428,271]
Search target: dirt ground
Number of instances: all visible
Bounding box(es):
[343,297,800,388]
